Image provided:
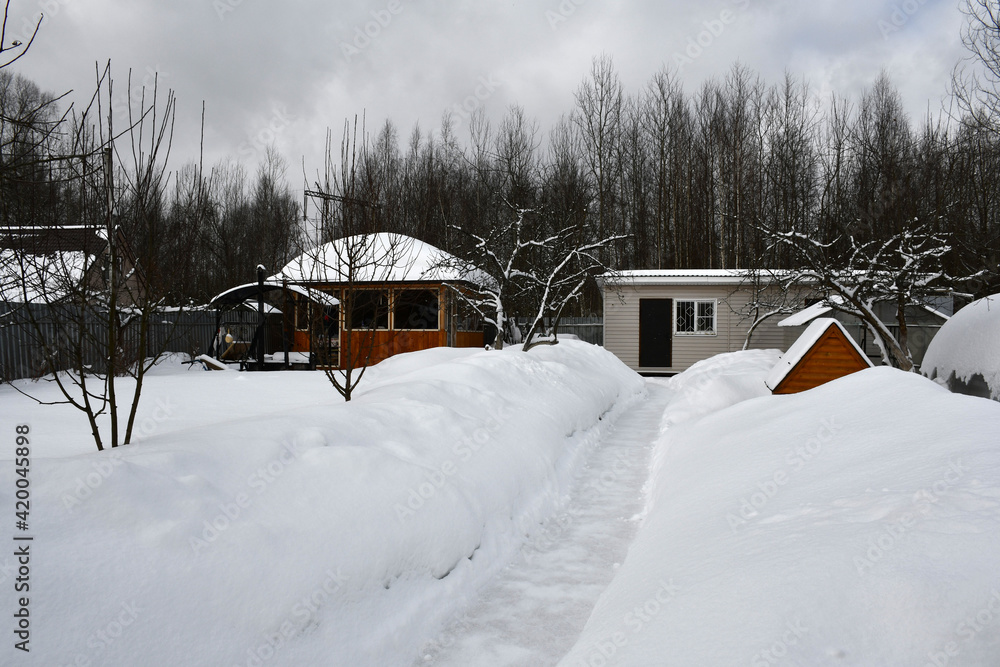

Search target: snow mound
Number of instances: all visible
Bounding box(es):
[560,363,1000,666]
[922,294,1000,400]
[0,340,643,666]
[660,348,782,428]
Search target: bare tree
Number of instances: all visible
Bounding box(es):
[1,64,178,450]
[766,223,964,371]
[298,120,413,401]
[519,217,624,351]
[574,54,624,266]
[0,0,41,69]
[953,0,1000,134]
[439,205,534,350]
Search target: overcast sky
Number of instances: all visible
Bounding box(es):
[5,0,972,185]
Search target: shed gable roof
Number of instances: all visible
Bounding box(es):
[766,318,874,393]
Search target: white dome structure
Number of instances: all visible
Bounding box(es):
[922,294,1000,401]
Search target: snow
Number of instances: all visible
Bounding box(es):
[559,362,1000,666]
[777,299,837,327]
[266,352,312,364]
[602,268,752,286]
[2,337,998,665]
[0,249,90,303]
[766,317,873,391]
[416,380,674,666]
[922,294,1000,399]
[272,233,481,284]
[0,340,643,666]
[209,281,340,308]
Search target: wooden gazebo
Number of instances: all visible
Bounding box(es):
[269,233,485,370]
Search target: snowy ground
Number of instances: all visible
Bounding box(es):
[0,342,643,666]
[561,354,1000,667]
[414,381,675,666]
[1,342,998,666]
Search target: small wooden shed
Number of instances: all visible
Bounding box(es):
[766,318,874,394]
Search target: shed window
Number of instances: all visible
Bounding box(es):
[394,289,439,330]
[348,290,388,330]
[676,300,716,335]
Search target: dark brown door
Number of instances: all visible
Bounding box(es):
[639,299,672,368]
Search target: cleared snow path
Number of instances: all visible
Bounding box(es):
[413,379,674,666]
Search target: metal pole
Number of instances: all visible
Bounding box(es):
[256,265,266,371]
[282,278,290,369]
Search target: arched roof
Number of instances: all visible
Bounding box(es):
[271,233,483,285]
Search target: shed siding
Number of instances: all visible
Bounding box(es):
[604,282,790,373]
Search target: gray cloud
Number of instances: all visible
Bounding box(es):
[6,0,969,177]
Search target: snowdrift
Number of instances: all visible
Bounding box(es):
[923,293,1000,400]
[0,341,643,666]
[561,360,1000,666]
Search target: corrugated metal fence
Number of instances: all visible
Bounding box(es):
[0,305,218,382]
[549,317,604,346]
[1,309,605,381]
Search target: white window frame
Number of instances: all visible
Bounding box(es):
[675,299,717,336]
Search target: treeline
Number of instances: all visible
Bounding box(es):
[3,57,999,307]
[342,58,999,295]
[0,69,301,303]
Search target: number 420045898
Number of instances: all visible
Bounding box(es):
[14,425,30,527]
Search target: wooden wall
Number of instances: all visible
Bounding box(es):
[772,328,870,394]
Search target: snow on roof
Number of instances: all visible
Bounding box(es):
[922,294,1000,399]
[0,249,91,303]
[272,233,481,285]
[765,317,873,390]
[921,303,952,321]
[777,296,843,327]
[778,295,951,329]
[209,281,340,309]
[603,269,753,286]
